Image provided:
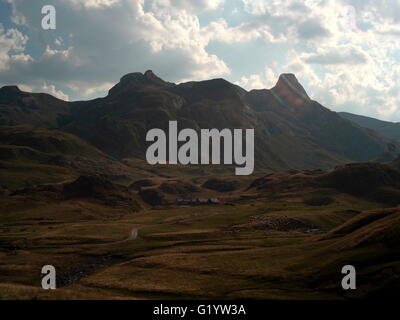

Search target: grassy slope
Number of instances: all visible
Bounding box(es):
[0,171,394,300]
[0,126,152,190]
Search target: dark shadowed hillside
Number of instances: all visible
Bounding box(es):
[340,111,400,142]
[0,86,70,128]
[0,125,146,190]
[1,71,398,173]
[319,162,400,196]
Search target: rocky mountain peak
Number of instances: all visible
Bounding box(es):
[0,85,21,93]
[0,85,24,104]
[108,70,175,96]
[273,73,310,104]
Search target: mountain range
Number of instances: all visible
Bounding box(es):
[0,70,398,190]
[339,111,400,142]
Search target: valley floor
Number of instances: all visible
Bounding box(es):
[1,180,398,300]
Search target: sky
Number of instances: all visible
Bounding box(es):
[0,0,399,121]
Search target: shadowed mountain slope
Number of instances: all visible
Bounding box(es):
[0,86,70,128]
[1,71,398,172]
[339,111,400,142]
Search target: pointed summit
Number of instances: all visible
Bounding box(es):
[0,85,24,104]
[108,70,175,96]
[273,73,310,104]
[119,70,174,87]
[0,85,22,96]
[143,70,173,87]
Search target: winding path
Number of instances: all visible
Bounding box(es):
[98,210,226,246]
[99,227,140,246]
[60,210,229,287]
